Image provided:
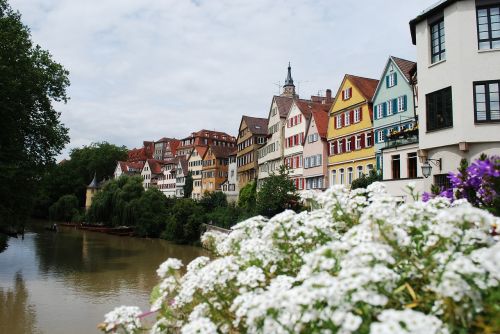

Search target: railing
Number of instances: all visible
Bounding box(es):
[384,130,418,149]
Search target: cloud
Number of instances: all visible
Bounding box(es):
[10,0,437,158]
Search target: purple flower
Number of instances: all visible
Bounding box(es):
[422,192,432,202]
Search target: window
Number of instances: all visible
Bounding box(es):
[347,167,353,185]
[367,164,374,173]
[386,72,397,88]
[342,88,352,100]
[365,132,373,147]
[426,86,453,131]
[474,80,500,122]
[391,154,401,179]
[344,112,350,126]
[377,130,385,143]
[339,168,345,184]
[355,135,361,150]
[329,141,335,156]
[376,104,383,119]
[408,152,418,179]
[357,165,363,179]
[386,100,393,116]
[354,108,361,123]
[397,96,406,112]
[331,170,337,185]
[346,138,352,152]
[434,173,451,189]
[335,114,342,129]
[337,140,343,154]
[477,5,500,50]
[430,18,445,63]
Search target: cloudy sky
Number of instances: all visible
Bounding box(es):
[11,0,436,158]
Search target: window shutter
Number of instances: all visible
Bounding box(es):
[351,136,355,148]
[392,99,397,113]
[360,133,366,148]
[348,87,352,97]
[333,142,337,155]
[383,102,387,117]
[302,178,305,189]
[342,138,346,152]
[386,75,389,88]
[350,109,354,122]
[403,95,407,111]
[334,116,337,129]
[394,73,397,86]
[359,107,363,121]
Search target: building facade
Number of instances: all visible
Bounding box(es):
[176,130,236,158]
[201,146,233,194]
[187,146,208,199]
[410,0,500,191]
[236,116,268,189]
[154,137,180,161]
[175,156,188,198]
[221,150,239,202]
[114,161,144,179]
[157,159,177,197]
[327,75,378,186]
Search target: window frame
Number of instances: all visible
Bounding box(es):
[426,86,453,132]
[430,17,446,63]
[473,80,500,123]
[476,5,500,50]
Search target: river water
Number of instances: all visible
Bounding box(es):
[0,223,208,334]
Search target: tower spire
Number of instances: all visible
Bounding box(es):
[281,62,297,97]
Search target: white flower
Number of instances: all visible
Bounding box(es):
[157,258,183,278]
[103,306,142,333]
[181,317,217,334]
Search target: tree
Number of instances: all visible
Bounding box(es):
[162,199,204,244]
[183,172,193,198]
[0,0,70,232]
[238,181,257,214]
[350,169,382,190]
[127,188,169,237]
[48,194,80,222]
[256,166,299,217]
[199,191,228,211]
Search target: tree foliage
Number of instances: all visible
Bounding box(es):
[350,169,382,190]
[238,181,257,214]
[183,172,193,198]
[256,165,299,217]
[162,199,204,244]
[48,194,80,222]
[0,0,70,230]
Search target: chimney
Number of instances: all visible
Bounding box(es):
[326,89,332,103]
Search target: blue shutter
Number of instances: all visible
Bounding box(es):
[393,73,397,86]
[382,103,387,117]
[392,99,397,114]
[403,95,408,111]
[385,75,389,88]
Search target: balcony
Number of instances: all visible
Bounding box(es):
[384,127,419,150]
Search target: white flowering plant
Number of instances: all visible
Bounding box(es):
[100,183,500,334]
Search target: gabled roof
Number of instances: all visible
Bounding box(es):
[188,146,208,161]
[177,156,188,175]
[310,109,330,139]
[88,173,98,188]
[294,100,331,120]
[391,56,416,82]
[208,145,235,159]
[145,159,165,174]
[409,0,457,44]
[119,161,144,172]
[346,75,379,101]
[273,95,294,118]
[241,116,269,135]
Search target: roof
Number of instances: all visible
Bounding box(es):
[119,161,144,173]
[273,95,294,118]
[409,0,458,44]
[208,145,235,159]
[145,159,165,174]
[88,173,99,188]
[346,75,379,101]
[177,156,188,175]
[193,145,208,159]
[391,56,416,82]
[294,99,331,120]
[242,116,269,135]
[310,109,330,139]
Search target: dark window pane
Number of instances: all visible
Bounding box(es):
[426,86,453,131]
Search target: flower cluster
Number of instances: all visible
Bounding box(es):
[101,182,500,334]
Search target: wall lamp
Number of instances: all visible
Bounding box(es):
[421,158,442,178]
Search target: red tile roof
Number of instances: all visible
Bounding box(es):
[295,100,331,120]
[310,109,330,139]
[391,56,416,82]
[146,159,165,174]
[193,145,208,158]
[274,95,294,118]
[177,156,188,175]
[209,145,236,159]
[242,116,269,135]
[346,75,379,101]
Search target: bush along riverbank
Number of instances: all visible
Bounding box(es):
[100,182,500,334]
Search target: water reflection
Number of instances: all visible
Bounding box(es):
[0,272,40,334]
[0,234,7,254]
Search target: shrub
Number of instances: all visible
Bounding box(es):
[101,183,500,334]
[48,194,80,222]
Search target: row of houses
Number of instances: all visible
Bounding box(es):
[114,0,500,202]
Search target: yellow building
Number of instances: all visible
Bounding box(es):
[327,75,379,186]
[85,173,100,210]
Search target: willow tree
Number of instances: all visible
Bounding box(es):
[0,0,70,232]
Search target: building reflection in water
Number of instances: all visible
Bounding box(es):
[0,271,40,334]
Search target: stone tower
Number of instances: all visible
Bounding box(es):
[85,173,99,210]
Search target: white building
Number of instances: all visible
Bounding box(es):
[187,146,207,199]
[157,159,177,198]
[141,159,163,190]
[113,161,144,179]
[410,0,500,191]
[221,151,239,202]
[175,156,188,198]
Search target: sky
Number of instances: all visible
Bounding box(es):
[10,0,437,159]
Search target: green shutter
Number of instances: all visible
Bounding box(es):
[393,73,397,86]
[403,95,408,111]
[385,75,389,88]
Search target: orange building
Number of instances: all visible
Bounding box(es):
[202,146,235,193]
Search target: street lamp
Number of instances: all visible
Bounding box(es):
[421,158,442,178]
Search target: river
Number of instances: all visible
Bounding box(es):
[0,223,208,334]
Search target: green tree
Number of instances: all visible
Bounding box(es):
[0,0,70,232]
[200,191,228,211]
[162,199,204,244]
[127,188,169,237]
[256,166,299,217]
[183,172,193,198]
[350,169,382,190]
[238,181,257,214]
[48,194,80,222]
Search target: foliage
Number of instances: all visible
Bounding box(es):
[33,142,128,218]
[256,165,299,217]
[205,203,243,229]
[162,199,204,244]
[199,191,228,212]
[238,181,257,214]
[351,169,382,190]
[183,172,193,199]
[127,188,170,238]
[0,0,70,231]
[48,194,80,222]
[423,155,500,216]
[102,183,500,334]
[86,176,144,227]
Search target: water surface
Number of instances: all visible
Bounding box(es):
[0,223,207,334]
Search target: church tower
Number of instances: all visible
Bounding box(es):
[281,62,297,98]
